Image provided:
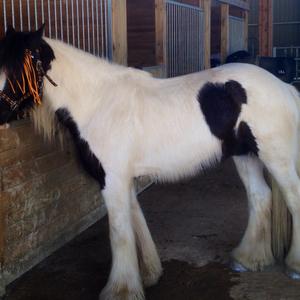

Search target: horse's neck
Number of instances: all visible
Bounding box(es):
[43,38,123,127]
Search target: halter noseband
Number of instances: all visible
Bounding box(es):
[0,49,57,111]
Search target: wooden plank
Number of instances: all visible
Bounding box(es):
[244,10,249,50]
[127,0,156,67]
[258,0,273,56]
[0,164,7,296]
[202,0,211,69]
[111,0,128,65]
[218,0,249,10]
[220,3,229,63]
[155,0,166,66]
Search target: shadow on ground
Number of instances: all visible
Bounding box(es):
[6,160,300,300]
[5,215,237,300]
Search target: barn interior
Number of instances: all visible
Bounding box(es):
[0,0,300,299]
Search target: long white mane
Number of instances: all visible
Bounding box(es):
[31,37,152,143]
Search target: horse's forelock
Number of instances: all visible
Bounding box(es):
[0,31,28,75]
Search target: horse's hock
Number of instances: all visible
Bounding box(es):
[0,120,151,294]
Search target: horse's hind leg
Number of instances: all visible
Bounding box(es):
[130,185,163,287]
[232,156,274,271]
[99,174,144,300]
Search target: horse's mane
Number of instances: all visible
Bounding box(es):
[30,37,154,144]
[31,100,63,144]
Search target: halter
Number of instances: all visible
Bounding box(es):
[0,49,57,111]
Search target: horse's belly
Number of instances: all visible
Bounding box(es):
[135,126,222,181]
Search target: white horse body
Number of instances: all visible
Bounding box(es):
[2,35,299,300]
[43,39,298,182]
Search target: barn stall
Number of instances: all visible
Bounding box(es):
[1,1,284,299]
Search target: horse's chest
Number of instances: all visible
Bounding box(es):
[55,108,106,189]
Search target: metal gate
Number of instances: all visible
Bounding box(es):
[165,0,204,78]
[0,0,112,59]
[229,15,245,55]
[273,46,300,82]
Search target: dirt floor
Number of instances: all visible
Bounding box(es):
[4,160,300,300]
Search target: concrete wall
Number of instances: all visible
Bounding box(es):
[0,120,106,294]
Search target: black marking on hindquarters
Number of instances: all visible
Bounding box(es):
[56,108,106,189]
[198,80,258,158]
[222,121,258,158]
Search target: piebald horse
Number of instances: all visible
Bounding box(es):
[1,26,300,300]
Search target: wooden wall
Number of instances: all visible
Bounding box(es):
[127,0,156,67]
[211,2,247,56]
[0,121,106,293]
[127,0,202,68]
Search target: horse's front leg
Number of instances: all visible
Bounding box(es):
[100,174,144,300]
[130,184,162,287]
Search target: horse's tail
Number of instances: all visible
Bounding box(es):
[289,85,300,172]
[271,85,300,260]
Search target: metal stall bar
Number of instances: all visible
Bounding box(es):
[71,0,75,46]
[47,0,51,37]
[34,0,38,29]
[11,0,15,28]
[165,0,204,77]
[26,0,31,31]
[41,0,45,24]
[96,0,100,56]
[92,0,95,55]
[66,0,70,44]
[19,0,23,31]
[0,0,112,60]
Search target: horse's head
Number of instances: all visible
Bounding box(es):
[0,25,55,125]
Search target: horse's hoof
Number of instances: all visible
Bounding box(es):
[230,260,249,273]
[286,268,300,280]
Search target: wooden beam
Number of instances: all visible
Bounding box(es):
[200,0,211,69]
[258,0,273,56]
[220,3,229,63]
[218,0,249,10]
[155,0,166,66]
[0,172,6,296]
[111,0,127,65]
[244,10,249,50]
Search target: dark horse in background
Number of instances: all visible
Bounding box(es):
[225,50,296,84]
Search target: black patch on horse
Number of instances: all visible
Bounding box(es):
[56,108,106,190]
[198,80,257,157]
[222,122,258,158]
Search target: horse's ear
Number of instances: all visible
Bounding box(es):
[28,24,45,49]
[5,25,16,36]
[36,24,45,38]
